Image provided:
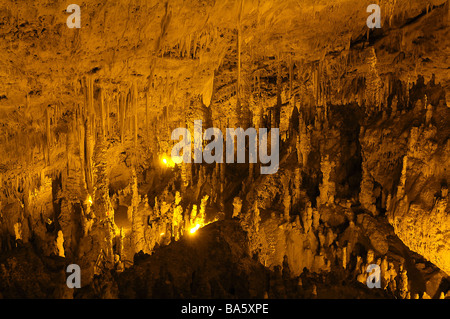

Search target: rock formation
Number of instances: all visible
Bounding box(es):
[0,0,448,301]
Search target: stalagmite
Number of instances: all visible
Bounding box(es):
[146,91,150,143]
[297,115,312,168]
[312,209,320,229]
[56,230,65,257]
[325,228,336,247]
[131,168,144,253]
[391,95,398,116]
[281,175,291,221]
[115,254,124,273]
[283,192,291,222]
[13,222,22,245]
[366,249,375,265]
[293,168,302,206]
[93,132,113,219]
[296,135,302,164]
[381,257,389,289]
[317,155,336,206]
[232,197,242,218]
[397,156,408,198]
[399,268,409,299]
[0,0,448,300]
[359,159,377,215]
[190,205,198,228]
[318,229,326,248]
[118,227,125,259]
[342,246,347,269]
[425,104,433,125]
[311,285,317,299]
[252,201,261,233]
[172,192,183,240]
[198,195,209,226]
[303,202,313,234]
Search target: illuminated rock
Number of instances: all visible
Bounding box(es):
[56,230,65,258]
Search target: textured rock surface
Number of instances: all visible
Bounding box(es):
[0,0,449,299]
[361,103,450,274]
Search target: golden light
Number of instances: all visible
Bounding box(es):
[160,232,165,236]
[160,155,175,168]
[87,195,93,205]
[188,218,219,236]
[189,224,201,234]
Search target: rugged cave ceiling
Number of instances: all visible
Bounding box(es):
[0,0,449,299]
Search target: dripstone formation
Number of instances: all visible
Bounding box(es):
[0,0,449,299]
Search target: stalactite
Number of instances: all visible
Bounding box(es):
[297,114,311,167]
[365,47,382,113]
[219,161,225,212]
[187,34,191,58]
[237,23,241,105]
[293,167,302,207]
[275,57,282,128]
[65,121,82,202]
[119,92,125,143]
[126,90,132,138]
[100,87,106,138]
[45,106,51,165]
[85,120,94,195]
[84,76,95,195]
[133,82,138,162]
[106,92,110,137]
[146,91,149,144]
[289,55,293,99]
[76,104,87,191]
[282,175,291,221]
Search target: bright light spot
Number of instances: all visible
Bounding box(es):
[190,224,201,234]
[160,232,165,236]
[160,155,175,168]
[87,195,93,205]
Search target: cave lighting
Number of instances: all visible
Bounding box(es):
[189,224,201,234]
[160,155,175,168]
